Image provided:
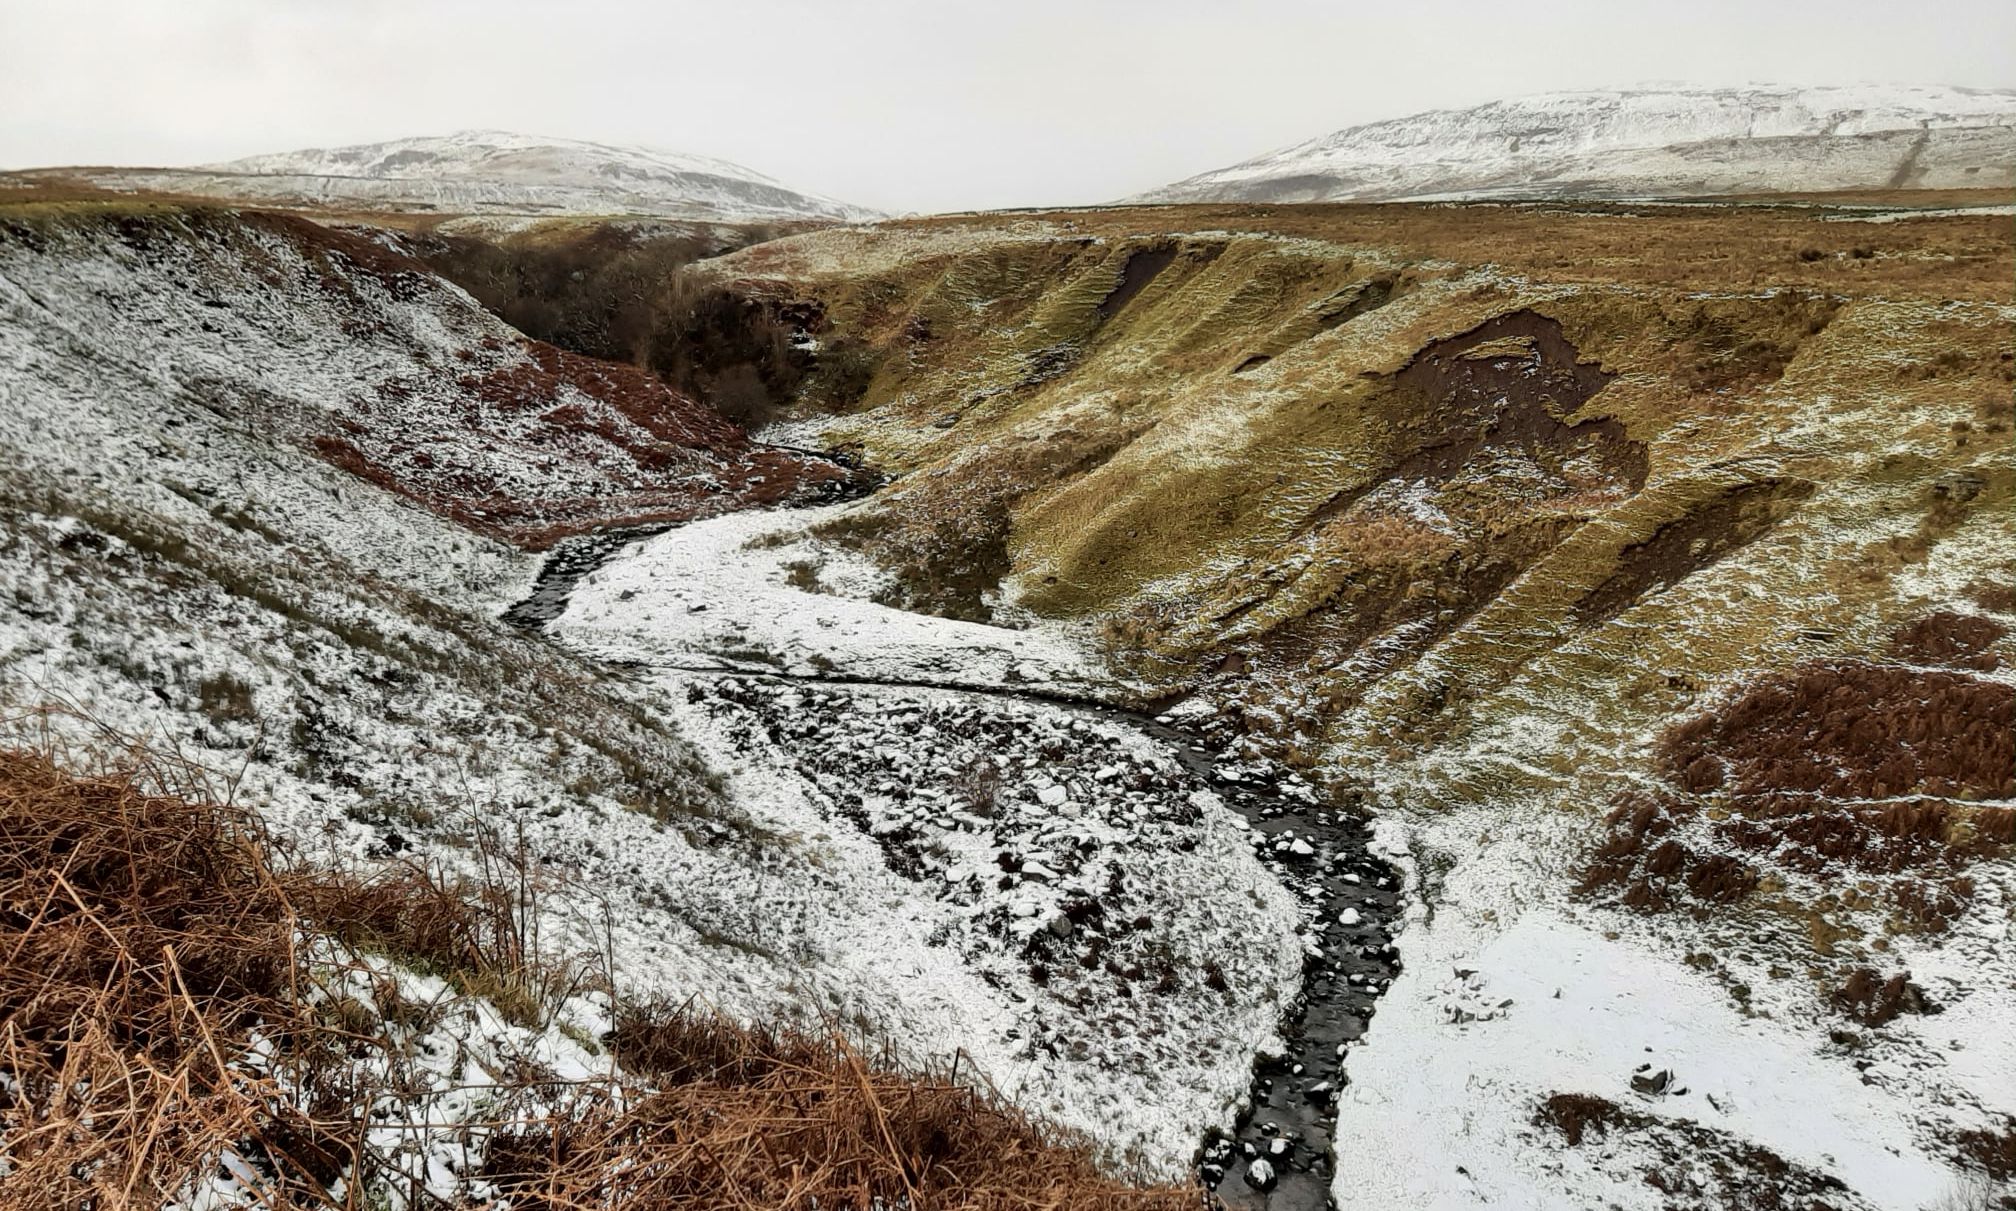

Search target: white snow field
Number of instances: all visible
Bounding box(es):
[553,500,1112,694]
[1137,84,2016,204]
[23,129,879,222]
[1330,806,2004,1209]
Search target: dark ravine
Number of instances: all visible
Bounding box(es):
[501,516,1404,1211]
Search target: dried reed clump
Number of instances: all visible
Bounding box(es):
[0,745,1206,1210]
[484,1001,1202,1211]
[0,748,333,1208]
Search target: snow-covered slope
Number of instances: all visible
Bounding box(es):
[0,204,1300,1178]
[1137,84,2016,204]
[45,130,879,222]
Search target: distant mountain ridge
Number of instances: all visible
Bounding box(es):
[1134,84,2016,204]
[26,130,879,223]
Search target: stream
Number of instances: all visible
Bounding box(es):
[504,514,1403,1210]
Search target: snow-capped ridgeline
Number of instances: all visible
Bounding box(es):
[1137,84,2016,203]
[54,130,879,223]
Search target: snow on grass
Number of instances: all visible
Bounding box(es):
[1,206,1305,1179]
[1331,798,1996,1210]
[553,499,1113,696]
[541,497,1309,1171]
[647,673,1303,1173]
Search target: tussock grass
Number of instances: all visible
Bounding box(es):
[0,735,1204,1209]
[484,1002,1201,1211]
[0,745,323,1207]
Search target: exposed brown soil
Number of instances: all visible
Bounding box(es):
[1577,477,1816,625]
[1669,290,1841,393]
[1311,309,1637,526]
[1229,309,1642,705]
[1099,246,1180,319]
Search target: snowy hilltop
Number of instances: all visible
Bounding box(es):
[1134,84,2016,203]
[41,129,880,222]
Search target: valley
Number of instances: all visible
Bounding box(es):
[0,183,2010,1210]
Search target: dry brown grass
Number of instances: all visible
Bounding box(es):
[0,747,338,1208]
[1583,659,2015,932]
[1532,1092,1857,1208]
[0,741,1204,1210]
[1892,611,2009,672]
[900,195,2013,302]
[482,1003,1200,1211]
[1660,661,2014,802]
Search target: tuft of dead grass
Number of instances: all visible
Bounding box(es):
[482,1002,1200,1211]
[0,741,1205,1209]
[0,747,336,1207]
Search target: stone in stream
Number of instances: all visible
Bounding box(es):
[1244,1158,1277,1190]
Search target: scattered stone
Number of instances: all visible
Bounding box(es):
[1631,1066,1677,1096]
[1244,1159,1276,1190]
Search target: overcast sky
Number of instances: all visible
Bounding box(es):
[3,0,2011,212]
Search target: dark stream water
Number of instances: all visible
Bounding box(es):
[503,522,1403,1211]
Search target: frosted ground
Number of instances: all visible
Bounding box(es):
[0,210,1299,1180]
[2,201,2009,1208]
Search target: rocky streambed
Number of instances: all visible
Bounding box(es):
[504,514,1403,1211]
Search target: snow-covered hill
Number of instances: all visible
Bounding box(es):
[1136,84,2016,204]
[39,130,880,222]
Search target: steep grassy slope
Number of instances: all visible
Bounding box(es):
[685,197,2015,1203]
